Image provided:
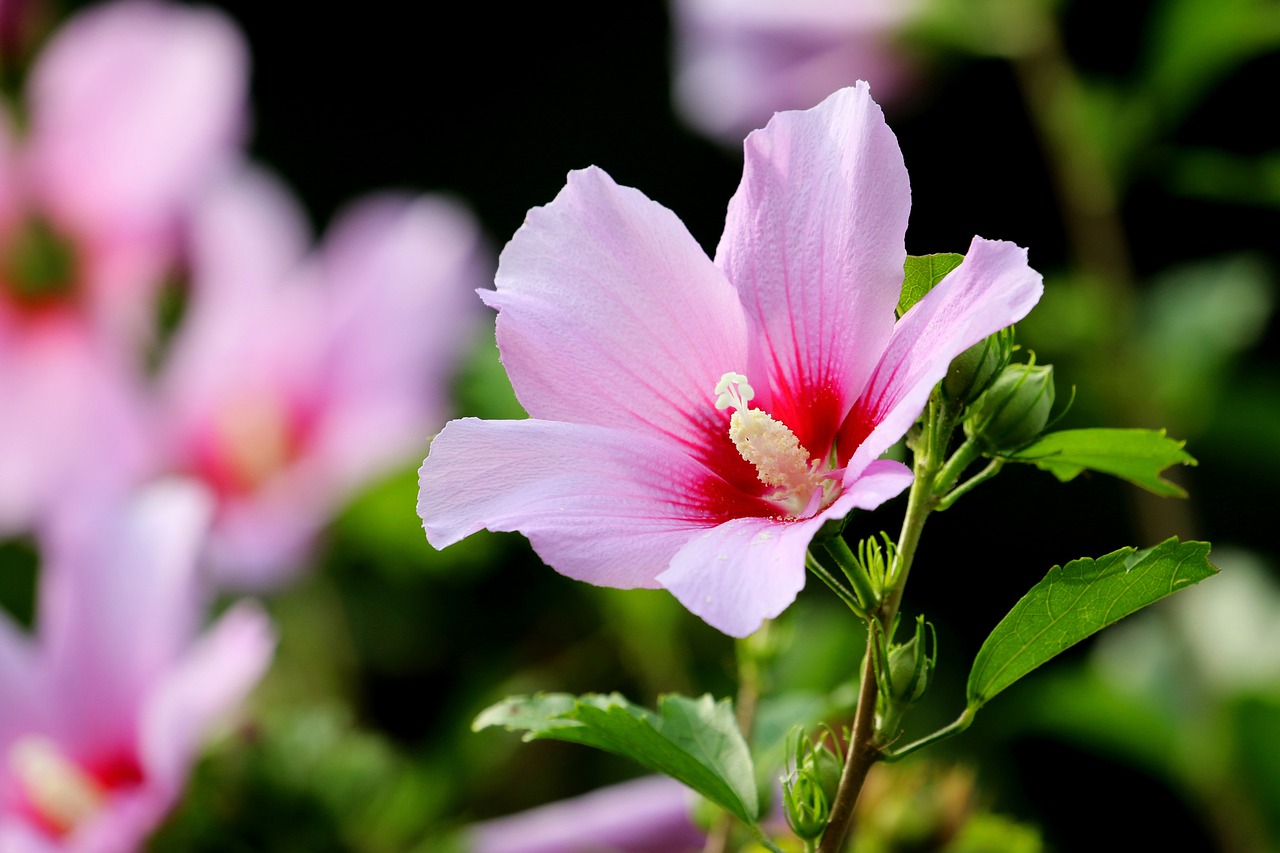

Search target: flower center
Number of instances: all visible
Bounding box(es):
[715,372,828,516]
[9,738,107,838]
[0,218,79,312]
[192,393,304,497]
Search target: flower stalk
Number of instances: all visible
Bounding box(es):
[816,399,950,853]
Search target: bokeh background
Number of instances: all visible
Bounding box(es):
[3,0,1279,850]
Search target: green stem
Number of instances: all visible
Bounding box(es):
[806,553,867,618]
[936,459,1005,512]
[931,436,983,500]
[880,705,978,762]
[823,537,879,610]
[817,407,946,853]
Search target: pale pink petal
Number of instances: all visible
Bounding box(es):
[715,83,910,456]
[0,617,36,749]
[0,326,155,535]
[25,0,247,233]
[841,458,914,507]
[843,237,1044,475]
[39,480,213,751]
[659,515,824,639]
[140,601,274,789]
[160,166,321,441]
[202,470,329,589]
[0,823,60,853]
[488,166,749,453]
[470,775,703,853]
[63,788,171,853]
[420,418,766,590]
[672,0,921,144]
[185,166,312,316]
[313,193,486,485]
[659,459,910,637]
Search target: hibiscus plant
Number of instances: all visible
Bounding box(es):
[418,83,1212,852]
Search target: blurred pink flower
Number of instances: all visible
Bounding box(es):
[671,0,922,145]
[0,479,275,852]
[468,776,704,853]
[0,0,248,532]
[419,84,1042,637]
[158,167,488,587]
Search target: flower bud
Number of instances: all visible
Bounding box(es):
[942,329,1013,405]
[887,629,933,706]
[805,738,843,806]
[890,637,931,701]
[965,363,1055,451]
[783,768,830,840]
[781,727,844,840]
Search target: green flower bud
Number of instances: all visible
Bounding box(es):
[783,770,830,840]
[782,727,844,840]
[943,329,1013,405]
[887,631,933,706]
[965,363,1055,451]
[805,738,843,806]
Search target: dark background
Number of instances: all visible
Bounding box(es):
[47,0,1277,848]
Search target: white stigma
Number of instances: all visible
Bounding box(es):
[10,737,105,835]
[715,372,824,515]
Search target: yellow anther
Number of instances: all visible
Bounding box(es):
[715,372,825,515]
[10,737,105,835]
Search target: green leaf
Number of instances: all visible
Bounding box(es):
[967,539,1218,708]
[899,253,964,316]
[1005,428,1196,497]
[473,692,759,823]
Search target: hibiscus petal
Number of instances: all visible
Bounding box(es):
[715,82,909,455]
[40,480,213,748]
[186,166,312,312]
[469,775,702,853]
[316,193,486,482]
[0,329,153,535]
[140,601,275,788]
[843,236,1044,475]
[658,516,823,638]
[0,616,36,748]
[842,458,914,509]
[659,459,911,637]
[672,0,921,146]
[419,418,767,590]
[487,166,749,454]
[25,0,247,232]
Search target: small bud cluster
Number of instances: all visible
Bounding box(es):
[964,359,1057,452]
[874,615,938,739]
[782,726,844,841]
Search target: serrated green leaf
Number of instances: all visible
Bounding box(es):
[1006,428,1196,497]
[473,692,759,823]
[898,253,964,316]
[967,539,1217,708]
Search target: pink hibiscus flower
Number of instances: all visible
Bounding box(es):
[468,776,704,853]
[671,0,922,145]
[158,167,487,587]
[418,84,1042,637]
[0,480,274,852]
[0,0,247,532]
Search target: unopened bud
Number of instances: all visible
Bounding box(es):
[783,769,830,840]
[965,363,1055,451]
[782,727,844,840]
[943,329,1013,405]
[887,631,933,706]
